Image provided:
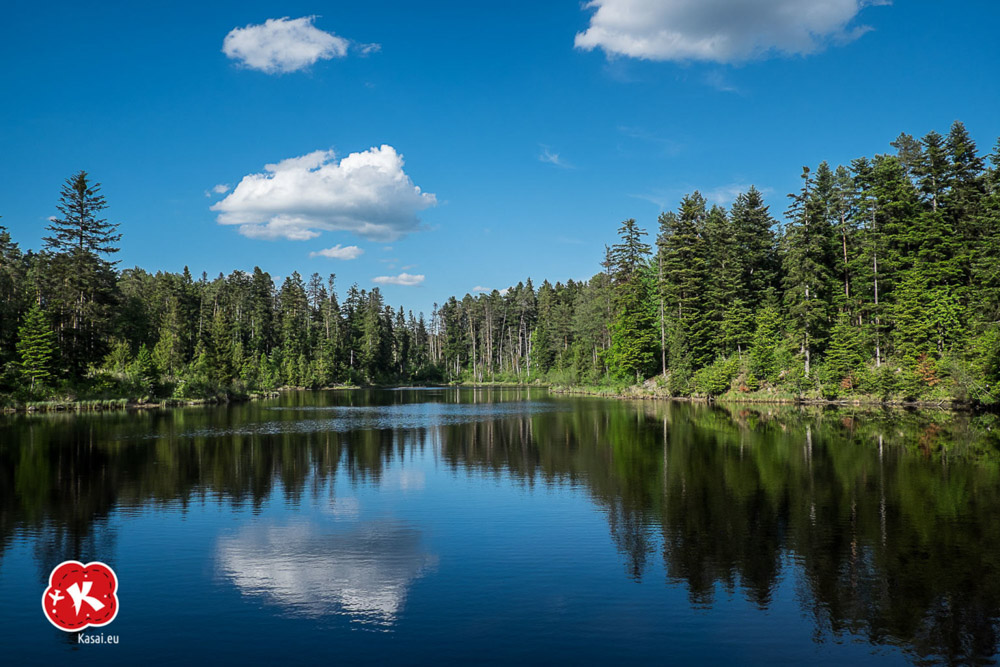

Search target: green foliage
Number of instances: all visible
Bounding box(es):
[16,304,57,390]
[748,305,784,383]
[692,356,740,396]
[607,219,657,381]
[2,122,999,405]
[821,313,863,387]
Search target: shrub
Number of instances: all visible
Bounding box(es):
[692,356,740,397]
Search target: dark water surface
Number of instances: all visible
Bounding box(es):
[2,388,1000,664]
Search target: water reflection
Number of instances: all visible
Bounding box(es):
[2,389,999,663]
[217,519,437,627]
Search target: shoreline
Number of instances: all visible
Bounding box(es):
[547,384,979,411]
[1,391,282,415]
[2,382,986,415]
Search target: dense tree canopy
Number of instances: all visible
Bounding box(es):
[2,120,1000,404]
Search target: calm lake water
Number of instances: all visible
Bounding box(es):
[2,388,999,664]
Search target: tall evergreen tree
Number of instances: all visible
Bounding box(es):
[40,171,121,376]
[16,304,57,390]
[782,166,835,378]
[608,219,656,381]
[42,171,121,256]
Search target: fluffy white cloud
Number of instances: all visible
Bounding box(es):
[373,273,424,286]
[575,0,886,63]
[212,145,436,242]
[223,16,349,73]
[309,244,364,260]
[218,520,437,625]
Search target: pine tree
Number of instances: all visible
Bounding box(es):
[608,219,656,381]
[0,222,26,371]
[782,166,835,378]
[40,171,121,376]
[43,171,121,256]
[658,193,712,367]
[729,186,777,308]
[748,304,784,384]
[972,138,1000,327]
[823,313,863,387]
[16,304,57,390]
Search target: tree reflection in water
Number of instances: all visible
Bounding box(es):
[1,389,999,662]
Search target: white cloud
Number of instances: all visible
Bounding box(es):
[704,70,740,93]
[473,286,492,293]
[217,520,437,625]
[223,16,349,73]
[309,244,364,260]
[205,183,232,197]
[212,145,437,242]
[575,0,886,63]
[373,273,424,286]
[704,183,773,205]
[539,146,572,168]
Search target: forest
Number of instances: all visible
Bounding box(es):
[1,120,999,405]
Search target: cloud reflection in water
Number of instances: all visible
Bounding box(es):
[218,519,437,628]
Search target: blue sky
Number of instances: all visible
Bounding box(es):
[2,1,998,316]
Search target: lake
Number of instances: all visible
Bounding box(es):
[1,388,999,664]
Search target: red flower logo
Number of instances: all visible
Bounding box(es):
[42,561,119,632]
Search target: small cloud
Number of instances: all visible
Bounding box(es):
[617,125,683,157]
[401,264,416,271]
[704,70,740,94]
[357,43,381,56]
[628,192,669,210]
[223,16,349,74]
[539,146,573,168]
[473,286,492,293]
[373,273,424,286]
[704,183,773,206]
[206,183,232,197]
[309,244,364,260]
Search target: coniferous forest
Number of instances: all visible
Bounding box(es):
[2,121,1000,406]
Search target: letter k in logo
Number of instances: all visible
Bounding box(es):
[66,581,105,616]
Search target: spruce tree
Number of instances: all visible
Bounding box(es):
[608,219,656,381]
[43,171,121,256]
[823,313,863,387]
[16,304,57,390]
[729,186,777,308]
[658,193,712,367]
[782,166,835,378]
[41,171,121,376]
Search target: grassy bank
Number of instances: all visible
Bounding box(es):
[1,390,281,414]
[549,382,977,410]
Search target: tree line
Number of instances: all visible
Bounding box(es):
[433,120,1000,402]
[1,120,999,403]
